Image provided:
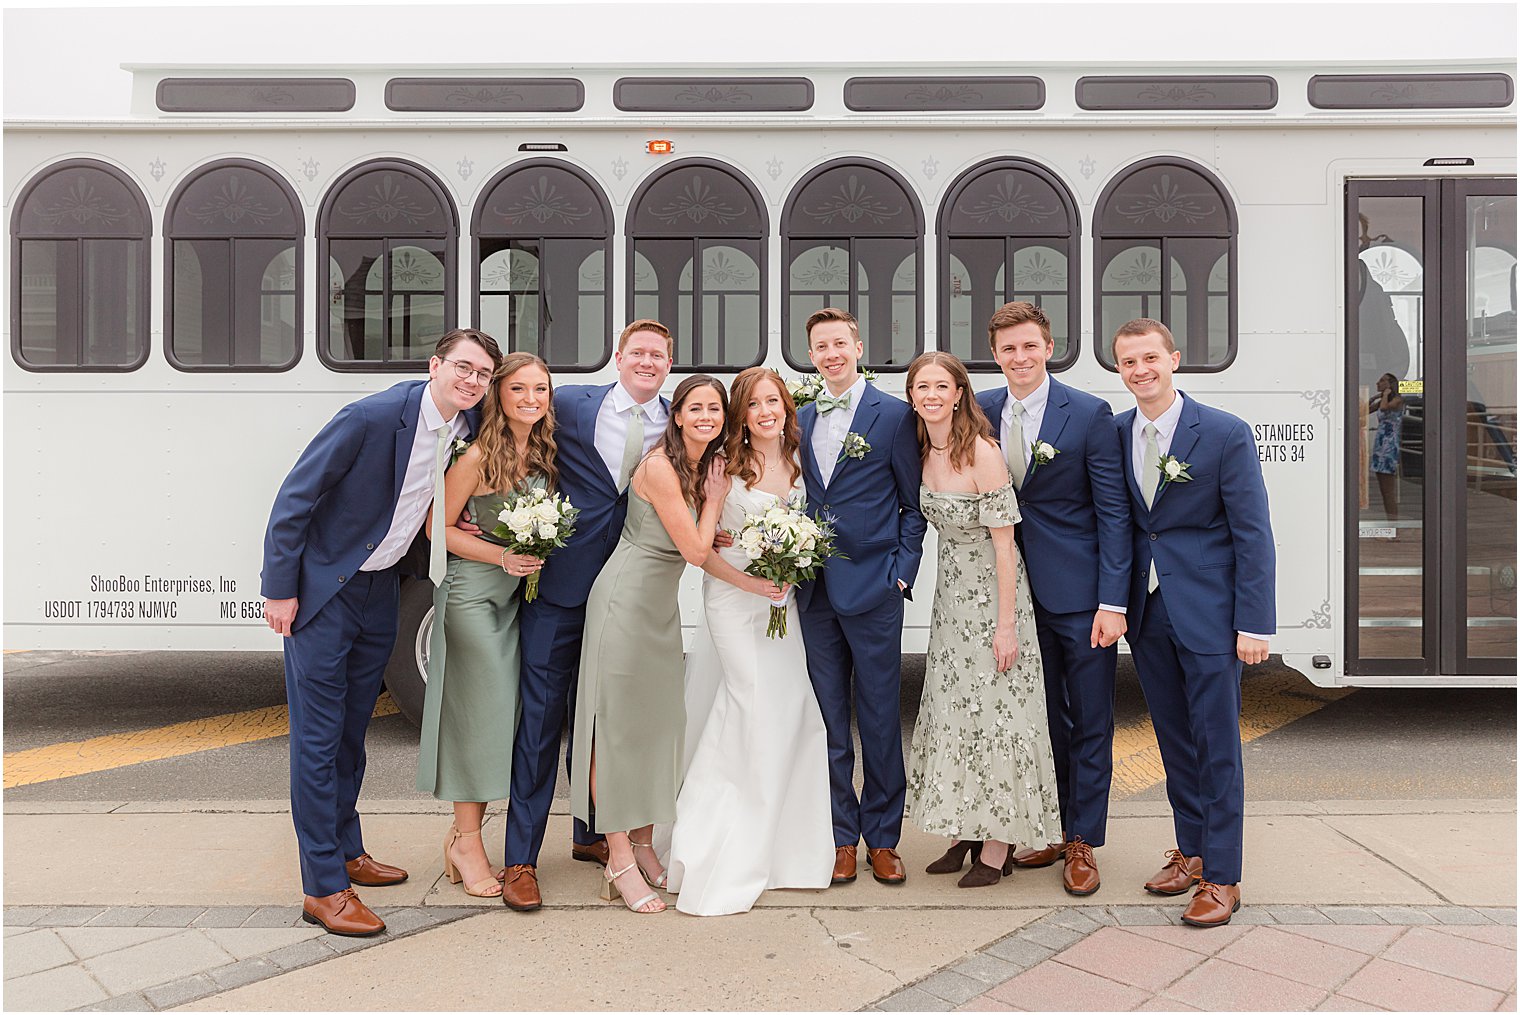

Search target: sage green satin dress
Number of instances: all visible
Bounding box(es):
[570,487,690,834]
[415,489,525,802]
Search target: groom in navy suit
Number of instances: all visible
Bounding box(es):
[972,302,1131,896]
[262,328,500,936]
[1112,318,1275,927]
[497,320,673,911]
[795,307,926,886]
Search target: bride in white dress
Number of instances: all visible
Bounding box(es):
[665,367,836,916]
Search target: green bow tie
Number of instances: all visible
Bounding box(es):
[817,392,852,414]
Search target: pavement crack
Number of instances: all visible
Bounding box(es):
[807,907,903,985]
[1319,819,1451,905]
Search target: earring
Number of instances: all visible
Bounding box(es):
[953,404,959,411]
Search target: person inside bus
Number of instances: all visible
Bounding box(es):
[489,321,673,913]
[261,328,502,937]
[569,375,730,913]
[415,352,558,899]
[1111,318,1276,928]
[1368,372,1405,524]
[926,302,1131,897]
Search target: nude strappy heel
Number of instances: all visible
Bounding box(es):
[600,861,664,913]
[443,824,503,898]
[628,838,668,889]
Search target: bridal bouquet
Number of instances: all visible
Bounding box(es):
[491,486,579,602]
[736,497,843,639]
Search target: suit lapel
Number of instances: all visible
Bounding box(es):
[393,381,427,506]
[981,388,1009,448]
[833,384,881,482]
[1152,394,1201,512]
[1116,407,1146,514]
[1027,381,1070,489]
[798,403,825,491]
[582,383,620,496]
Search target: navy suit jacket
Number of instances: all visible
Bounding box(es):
[534,383,669,609]
[978,377,1131,615]
[798,383,926,617]
[261,380,477,632]
[1117,393,1276,656]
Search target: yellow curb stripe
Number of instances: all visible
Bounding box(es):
[1111,672,1353,798]
[2,693,400,789]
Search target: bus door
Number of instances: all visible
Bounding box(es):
[1347,178,1517,678]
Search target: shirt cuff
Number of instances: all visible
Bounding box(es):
[1097,603,1126,615]
[1238,631,1273,642]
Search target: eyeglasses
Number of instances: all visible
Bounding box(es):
[439,357,493,385]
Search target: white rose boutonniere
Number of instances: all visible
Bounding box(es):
[1156,453,1194,490]
[839,431,871,462]
[448,437,471,466]
[1028,440,1060,475]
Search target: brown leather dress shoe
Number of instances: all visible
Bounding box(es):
[302,888,385,937]
[571,840,610,866]
[1181,881,1241,927]
[925,839,980,874]
[1011,841,1067,868]
[1144,849,1204,896]
[866,847,907,885]
[345,853,408,887]
[500,864,543,912]
[832,845,858,884]
[1062,837,1100,896]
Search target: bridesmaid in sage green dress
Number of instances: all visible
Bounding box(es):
[570,374,730,914]
[417,352,558,899]
[901,352,1061,889]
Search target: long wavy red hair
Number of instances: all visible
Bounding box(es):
[724,367,802,490]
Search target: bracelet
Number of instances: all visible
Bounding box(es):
[500,547,510,573]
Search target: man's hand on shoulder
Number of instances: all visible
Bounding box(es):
[266,598,298,637]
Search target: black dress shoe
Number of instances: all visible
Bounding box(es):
[571,840,610,866]
[925,839,980,874]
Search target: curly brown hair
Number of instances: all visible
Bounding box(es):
[645,374,728,515]
[473,352,558,494]
[906,351,992,471]
[724,367,802,490]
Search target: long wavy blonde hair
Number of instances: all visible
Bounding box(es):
[724,367,802,490]
[906,351,991,471]
[474,352,559,493]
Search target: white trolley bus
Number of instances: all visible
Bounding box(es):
[6,24,1516,720]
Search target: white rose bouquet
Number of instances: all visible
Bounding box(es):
[735,496,844,639]
[491,486,580,602]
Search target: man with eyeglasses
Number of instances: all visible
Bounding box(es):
[262,328,502,936]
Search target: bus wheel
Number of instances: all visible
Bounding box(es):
[383,579,433,727]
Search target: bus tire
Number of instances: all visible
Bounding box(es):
[383,579,434,728]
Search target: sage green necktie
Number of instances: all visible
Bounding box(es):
[430,426,451,586]
[618,404,646,490]
[1006,402,1028,490]
[1141,422,1160,592]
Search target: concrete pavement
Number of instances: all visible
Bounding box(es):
[4,798,1514,1011]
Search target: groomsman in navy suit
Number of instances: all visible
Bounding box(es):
[1111,318,1275,927]
[262,329,501,936]
[497,320,672,911]
[970,302,1131,896]
[795,307,926,886]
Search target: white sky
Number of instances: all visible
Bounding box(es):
[3,2,1516,119]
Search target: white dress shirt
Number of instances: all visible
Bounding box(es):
[811,374,868,487]
[1000,373,1051,475]
[362,384,464,572]
[594,382,668,488]
[1132,392,1268,642]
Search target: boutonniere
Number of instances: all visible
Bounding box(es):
[839,432,871,462]
[449,437,471,466]
[1028,440,1060,475]
[1157,454,1193,489]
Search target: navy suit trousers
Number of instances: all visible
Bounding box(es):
[284,569,398,897]
[504,597,599,867]
[799,569,907,849]
[1131,587,1245,884]
[1032,600,1117,847]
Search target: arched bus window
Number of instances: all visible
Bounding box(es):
[939,157,1079,369]
[10,159,150,371]
[1095,157,1237,370]
[165,159,303,371]
[474,160,612,371]
[783,158,923,371]
[628,159,767,371]
[319,159,457,370]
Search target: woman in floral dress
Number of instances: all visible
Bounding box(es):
[902,352,1062,888]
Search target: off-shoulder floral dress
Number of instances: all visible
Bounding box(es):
[905,482,1062,845]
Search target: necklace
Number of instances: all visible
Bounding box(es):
[929,442,950,452]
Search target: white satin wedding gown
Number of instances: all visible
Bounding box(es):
[664,475,835,915]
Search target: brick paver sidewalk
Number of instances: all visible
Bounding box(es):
[877,906,1518,1012]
